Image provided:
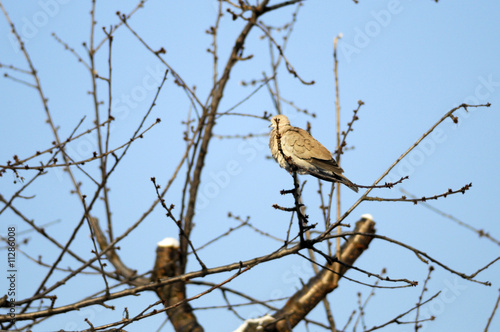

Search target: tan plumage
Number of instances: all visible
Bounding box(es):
[269,115,358,192]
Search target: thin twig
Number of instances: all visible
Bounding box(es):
[320,103,491,240]
[333,33,342,291]
[415,266,434,331]
[365,292,440,332]
[364,183,473,204]
[1,119,161,170]
[401,188,500,246]
[485,288,500,331]
[151,177,207,271]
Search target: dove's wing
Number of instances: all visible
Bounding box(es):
[282,127,343,171]
[270,122,358,192]
[280,127,359,192]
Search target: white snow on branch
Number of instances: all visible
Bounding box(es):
[157,237,180,248]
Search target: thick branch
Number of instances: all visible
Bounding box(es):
[151,238,204,332]
[181,0,271,269]
[88,217,146,284]
[266,215,376,331]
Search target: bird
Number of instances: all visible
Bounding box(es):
[269,114,358,192]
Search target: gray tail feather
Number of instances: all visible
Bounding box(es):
[309,172,359,193]
[340,177,359,193]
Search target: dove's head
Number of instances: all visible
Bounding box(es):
[269,115,290,130]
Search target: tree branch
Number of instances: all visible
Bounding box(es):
[263,215,376,331]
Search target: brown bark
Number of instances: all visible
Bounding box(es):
[180,1,271,272]
[152,242,204,332]
[266,216,376,331]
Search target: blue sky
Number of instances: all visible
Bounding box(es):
[1,1,499,331]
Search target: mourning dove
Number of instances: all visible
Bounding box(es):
[269,115,358,192]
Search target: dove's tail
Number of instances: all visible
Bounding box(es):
[310,172,359,193]
[338,176,359,193]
